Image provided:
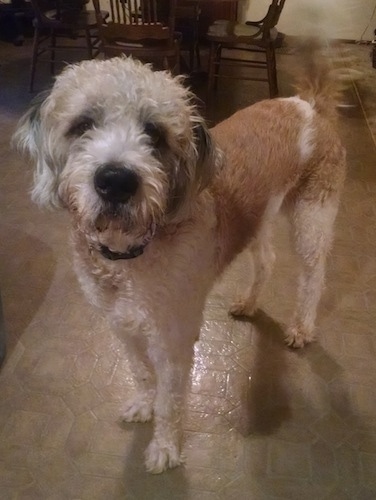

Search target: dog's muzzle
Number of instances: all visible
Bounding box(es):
[94,164,139,204]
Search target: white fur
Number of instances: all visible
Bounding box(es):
[281,96,316,162]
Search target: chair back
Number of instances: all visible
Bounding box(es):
[29,0,58,27]
[263,0,285,33]
[30,0,87,28]
[93,0,177,56]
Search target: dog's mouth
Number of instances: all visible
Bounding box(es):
[95,223,156,261]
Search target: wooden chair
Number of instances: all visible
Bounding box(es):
[207,0,286,97]
[92,0,180,72]
[175,1,201,73]
[29,0,109,92]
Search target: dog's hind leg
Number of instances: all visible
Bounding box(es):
[121,333,156,423]
[285,194,339,348]
[230,222,275,318]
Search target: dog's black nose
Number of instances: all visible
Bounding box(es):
[94,164,139,203]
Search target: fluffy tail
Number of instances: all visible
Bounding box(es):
[293,38,359,122]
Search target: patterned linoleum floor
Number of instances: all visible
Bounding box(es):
[0,39,376,499]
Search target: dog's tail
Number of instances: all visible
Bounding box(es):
[292,38,358,122]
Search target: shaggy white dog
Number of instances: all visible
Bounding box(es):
[14,52,346,473]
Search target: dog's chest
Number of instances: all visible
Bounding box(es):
[75,216,218,318]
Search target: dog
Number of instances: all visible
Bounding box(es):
[13,49,346,473]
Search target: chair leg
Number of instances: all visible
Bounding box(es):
[213,45,222,90]
[188,45,194,73]
[29,27,40,92]
[207,42,217,92]
[166,42,180,75]
[266,45,278,98]
[172,44,181,75]
[85,28,93,59]
[175,46,181,74]
[195,42,201,70]
[194,20,201,71]
[50,30,56,75]
[162,56,169,70]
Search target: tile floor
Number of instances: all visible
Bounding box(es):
[0,38,376,499]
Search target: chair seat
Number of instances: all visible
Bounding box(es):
[33,9,107,31]
[207,20,278,43]
[60,10,106,28]
[105,40,179,56]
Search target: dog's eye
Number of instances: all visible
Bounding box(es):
[144,122,163,147]
[67,117,95,137]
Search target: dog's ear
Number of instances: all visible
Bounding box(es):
[12,90,62,208]
[193,120,221,192]
[167,119,222,217]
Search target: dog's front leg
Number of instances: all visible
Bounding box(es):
[144,322,196,474]
[120,333,156,423]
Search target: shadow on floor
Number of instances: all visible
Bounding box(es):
[0,227,56,365]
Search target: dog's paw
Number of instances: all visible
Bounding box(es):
[285,326,315,349]
[121,391,155,423]
[229,297,257,318]
[145,438,183,474]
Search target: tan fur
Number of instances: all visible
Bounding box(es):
[210,98,345,269]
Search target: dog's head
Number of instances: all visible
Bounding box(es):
[14,57,221,257]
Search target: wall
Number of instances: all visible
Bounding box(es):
[239,0,376,41]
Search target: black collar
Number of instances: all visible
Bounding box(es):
[99,244,145,261]
[97,223,156,261]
